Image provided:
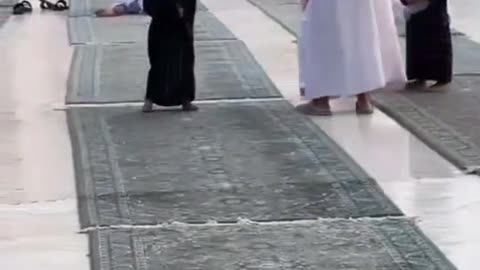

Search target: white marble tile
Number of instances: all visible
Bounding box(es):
[0,12,88,270]
[449,0,480,43]
[0,12,75,204]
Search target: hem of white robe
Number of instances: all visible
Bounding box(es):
[301,78,406,100]
[302,83,383,100]
[300,77,407,100]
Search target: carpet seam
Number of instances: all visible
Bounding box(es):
[79,215,416,232]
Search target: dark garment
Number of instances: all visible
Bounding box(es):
[143,0,196,106]
[402,0,453,82]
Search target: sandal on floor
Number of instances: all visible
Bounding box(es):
[355,102,374,115]
[39,0,54,9]
[12,1,32,15]
[52,0,68,10]
[142,100,153,113]
[429,81,450,90]
[39,0,68,10]
[295,102,332,116]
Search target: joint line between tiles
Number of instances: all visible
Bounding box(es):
[54,97,286,110]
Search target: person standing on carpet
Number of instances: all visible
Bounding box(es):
[142,0,197,112]
[297,0,405,116]
[401,0,453,88]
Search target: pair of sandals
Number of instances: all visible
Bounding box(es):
[39,0,69,10]
[296,102,374,116]
[13,0,68,15]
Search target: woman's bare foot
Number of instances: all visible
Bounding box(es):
[296,97,331,116]
[356,93,374,115]
[142,100,153,113]
[406,79,427,89]
[182,102,198,111]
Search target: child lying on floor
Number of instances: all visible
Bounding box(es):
[95,0,143,17]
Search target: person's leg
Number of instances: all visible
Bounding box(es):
[296,96,331,116]
[181,39,197,111]
[312,97,330,111]
[404,13,427,90]
[179,0,198,111]
[143,63,154,112]
[143,18,158,112]
[430,79,451,89]
[406,79,427,89]
[356,93,374,115]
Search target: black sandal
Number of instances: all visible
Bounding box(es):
[39,0,68,10]
[39,0,53,9]
[12,1,32,15]
[52,0,68,10]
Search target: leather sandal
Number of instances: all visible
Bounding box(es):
[12,1,32,15]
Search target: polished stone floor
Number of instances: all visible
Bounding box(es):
[1,1,480,269]
[0,11,89,270]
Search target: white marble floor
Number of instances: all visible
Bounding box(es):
[1,1,480,270]
[0,11,89,270]
[201,0,480,269]
[449,0,480,42]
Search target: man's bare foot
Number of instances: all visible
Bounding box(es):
[142,100,153,113]
[356,93,374,115]
[296,97,331,116]
[406,79,427,89]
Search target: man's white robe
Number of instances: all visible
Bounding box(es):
[299,0,406,99]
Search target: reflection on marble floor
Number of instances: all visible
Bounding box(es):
[0,12,89,270]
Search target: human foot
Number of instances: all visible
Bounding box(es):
[355,101,374,115]
[142,100,153,113]
[182,102,198,111]
[406,79,427,89]
[430,81,450,89]
[296,99,331,116]
[356,94,374,115]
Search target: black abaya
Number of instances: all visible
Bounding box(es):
[143,0,196,106]
[401,0,453,83]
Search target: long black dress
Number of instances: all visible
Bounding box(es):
[401,0,453,83]
[143,0,196,106]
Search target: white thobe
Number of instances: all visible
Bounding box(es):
[299,0,406,99]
